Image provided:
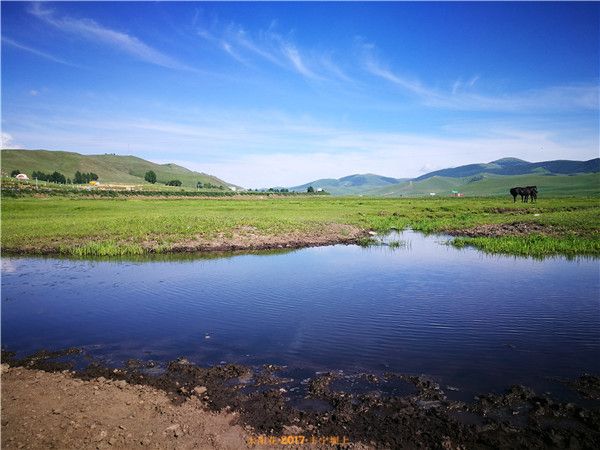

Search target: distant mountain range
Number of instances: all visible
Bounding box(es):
[291,173,410,196]
[291,157,600,196]
[2,150,598,196]
[1,149,235,189]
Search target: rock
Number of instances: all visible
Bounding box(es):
[1,363,12,373]
[114,380,127,389]
[96,430,107,441]
[52,408,61,415]
[193,386,207,396]
[108,437,116,445]
[165,424,180,432]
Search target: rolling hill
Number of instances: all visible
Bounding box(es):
[368,173,600,197]
[1,149,235,189]
[293,157,600,197]
[291,174,409,195]
[414,157,600,180]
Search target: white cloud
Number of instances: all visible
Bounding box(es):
[1,132,21,148]
[5,109,597,187]
[361,42,599,112]
[29,3,195,72]
[198,21,349,82]
[29,90,39,96]
[2,37,77,66]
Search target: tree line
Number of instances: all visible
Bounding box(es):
[11,169,99,185]
[144,170,225,189]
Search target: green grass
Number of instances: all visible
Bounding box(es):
[452,234,600,258]
[1,196,598,257]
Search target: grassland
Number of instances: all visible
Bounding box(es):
[1,195,598,258]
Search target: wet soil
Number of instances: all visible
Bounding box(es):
[447,222,559,238]
[2,349,599,449]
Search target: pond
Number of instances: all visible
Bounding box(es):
[2,231,599,400]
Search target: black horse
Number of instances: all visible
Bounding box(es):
[510,186,537,203]
[525,185,537,203]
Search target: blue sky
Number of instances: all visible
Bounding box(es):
[1,2,599,187]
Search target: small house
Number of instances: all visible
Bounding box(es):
[15,173,29,180]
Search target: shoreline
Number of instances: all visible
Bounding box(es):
[2,196,599,258]
[0,224,370,257]
[2,350,599,449]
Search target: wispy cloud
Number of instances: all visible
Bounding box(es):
[2,37,77,67]
[29,3,195,72]
[198,21,348,82]
[360,41,598,112]
[280,43,319,80]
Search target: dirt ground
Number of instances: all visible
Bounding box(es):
[447,221,558,237]
[1,364,250,450]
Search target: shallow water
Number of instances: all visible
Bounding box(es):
[2,231,599,400]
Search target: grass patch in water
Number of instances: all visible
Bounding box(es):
[64,241,148,257]
[387,240,408,249]
[452,234,600,258]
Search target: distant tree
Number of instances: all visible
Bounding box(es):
[33,171,49,181]
[11,169,20,177]
[145,170,157,184]
[307,186,315,193]
[166,180,182,186]
[74,171,83,184]
[90,172,99,181]
[196,181,203,189]
[67,178,72,184]
[48,171,66,184]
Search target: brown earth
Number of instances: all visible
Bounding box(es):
[165,224,367,253]
[446,222,559,238]
[1,364,250,450]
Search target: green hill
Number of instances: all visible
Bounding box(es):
[291,173,408,195]
[368,173,600,197]
[414,157,600,180]
[1,149,235,189]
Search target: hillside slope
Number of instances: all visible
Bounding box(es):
[1,149,233,189]
[291,173,408,195]
[414,157,600,181]
[368,173,600,197]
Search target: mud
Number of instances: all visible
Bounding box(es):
[2,348,599,449]
[447,222,559,238]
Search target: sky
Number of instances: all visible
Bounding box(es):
[1,1,599,187]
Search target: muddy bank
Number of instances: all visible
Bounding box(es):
[2,223,369,256]
[447,222,559,238]
[2,350,599,449]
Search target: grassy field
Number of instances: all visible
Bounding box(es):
[1,196,599,258]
